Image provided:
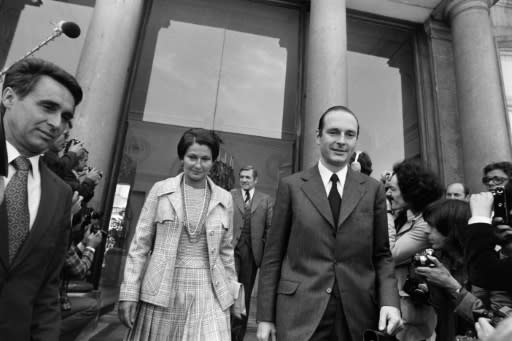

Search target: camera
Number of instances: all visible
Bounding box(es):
[82,209,103,231]
[412,248,436,268]
[64,138,80,153]
[492,186,509,225]
[402,276,430,305]
[86,166,103,178]
[473,304,512,326]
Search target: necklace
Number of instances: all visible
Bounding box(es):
[182,177,208,240]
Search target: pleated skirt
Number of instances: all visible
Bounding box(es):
[125,266,230,341]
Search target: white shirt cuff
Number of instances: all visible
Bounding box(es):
[468,216,492,225]
[85,246,96,253]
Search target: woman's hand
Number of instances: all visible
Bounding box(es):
[118,300,137,329]
[414,255,461,292]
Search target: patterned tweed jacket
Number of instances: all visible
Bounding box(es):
[119,174,240,310]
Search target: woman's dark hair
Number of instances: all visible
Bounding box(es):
[177,128,222,160]
[392,159,444,213]
[423,199,471,254]
[483,161,512,178]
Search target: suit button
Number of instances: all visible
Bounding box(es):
[210,231,214,236]
[211,248,216,253]
[326,287,332,294]
[215,281,219,286]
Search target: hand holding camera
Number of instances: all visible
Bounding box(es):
[414,255,462,292]
[85,166,103,184]
[83,224,103,249]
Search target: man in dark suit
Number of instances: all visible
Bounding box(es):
[256,106,401,341]
[0,58,83,340]
[231,165,273,341]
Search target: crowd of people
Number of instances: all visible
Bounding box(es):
[2,57,512,341]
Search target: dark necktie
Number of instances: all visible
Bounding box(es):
[244,190,251,207]
[328,173,341,225]
[6,156,30,263]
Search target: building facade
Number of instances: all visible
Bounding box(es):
[1,0,511,296]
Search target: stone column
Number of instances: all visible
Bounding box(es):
[73,0,146,208]
[302,0,347,169]
[445,0,512,190]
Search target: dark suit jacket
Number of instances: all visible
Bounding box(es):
[0,161,72,341]
[231,189,273,267]
[257,165,399,341]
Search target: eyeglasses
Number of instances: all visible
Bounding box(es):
[482,176,509,185]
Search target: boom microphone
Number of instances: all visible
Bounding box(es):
[0,21,81,77]
[58,21,81,39]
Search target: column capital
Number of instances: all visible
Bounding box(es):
[443,0,491,21]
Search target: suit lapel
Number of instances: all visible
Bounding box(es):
[251,191,263,214]
[11,164,57,270]
[301,166,335,227]
[232,190,245,214]
[338,169,366,228]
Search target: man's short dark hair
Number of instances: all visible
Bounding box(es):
[239,165,258,178]
[1,58,83,115]
[317,105,360,137]
[177,128,222,161]
[483,161,512,178]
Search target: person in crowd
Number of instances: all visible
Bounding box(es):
[64,148,102,205]
[118,128,242,340]
[349,150,373,175]
[0,57,83,340]
[482,162,512,191]
[60,223,103,341]
[417,199,473,340]
[231,165,273,341]
[0,115,7,205]
[446,182,470,201]
[256,106,401,341]
[42,129,85,179]
[387,159,444,341]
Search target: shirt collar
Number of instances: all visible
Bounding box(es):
[6,140,40,175]
[318,160,348,188]
[241,188,255,199]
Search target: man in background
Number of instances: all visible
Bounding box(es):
[231,165,273,341]
[446,182,470,201]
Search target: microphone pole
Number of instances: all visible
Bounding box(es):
[0,21,81,77]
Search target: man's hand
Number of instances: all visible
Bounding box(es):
[414,255,461,291]
[469,192,494,219]
[68,142,84,156]
[85,229,103,249]
[71,191,83,217]
[257,321,277,341]
[476,316,512,341]
[118,300,137,329]
[85,167,102,184]
[378,306,402,336]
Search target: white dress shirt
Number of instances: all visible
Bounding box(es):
[4,141,41,230]
[318,160,348,198]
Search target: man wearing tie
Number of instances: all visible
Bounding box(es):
[0,58,83,340]
[231,166,273,341]
[256,106,401,341]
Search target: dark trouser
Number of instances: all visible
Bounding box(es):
[310,281,352,341]
[231,234,258,341]
[60,295,99,341]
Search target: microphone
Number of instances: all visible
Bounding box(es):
[0,21,81,77]
[57,21,81,39]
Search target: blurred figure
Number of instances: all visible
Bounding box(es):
[482,162,512,191]
[446,182,470,201]
[0,58,82,340]
[349,150,373,175]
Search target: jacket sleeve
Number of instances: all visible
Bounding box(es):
[392,215,431,266]
[466,222,512,290]
[31,187,72,341]
[119,183,159,302]
[373,183,400,308]
[219,196,239,294]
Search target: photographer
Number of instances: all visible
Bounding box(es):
[63,148,102,204]
[414,199,473,339]
[42,130,85,179]
[387,159,444,341]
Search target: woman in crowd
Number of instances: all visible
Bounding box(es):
[387,159,444,341]
[118,128,241,341]
[419,199,472,340]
